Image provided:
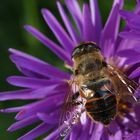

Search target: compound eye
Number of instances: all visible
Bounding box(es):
[72,92,79,100]
[102,61,107,67]
[81,85,88,92]
[74,69,79,75]
[72,48,81,58]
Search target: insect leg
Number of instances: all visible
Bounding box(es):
[72,91,85,106]
[59,92,86,138]
[72,91,80,100]
[59,108,85,138]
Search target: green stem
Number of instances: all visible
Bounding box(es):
[22,0,40,53]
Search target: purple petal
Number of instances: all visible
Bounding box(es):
[70,125,83,140]
[117,10,140,52]
[128,17,140,32]
[124,129,140,140]
[137,0,140,4]
[12,56,45,78]
[57,1,81,44]
[8,115,38,132]
[64,134,70,140]
[125,56,140,65]
[117,49,139,57]
[108,120,119,134]
[43,121,71,140]
[83,4,96,42]
[135,3,140,15]
[9,49,70,79]
[90,123,104,140]
[7,76,65,88]
[65,0,83,35]
[15,94,64,120]
[37,112,59,124]
[78,120,91,140]
[109,131,122,140]
[16,67,45,78]
[101,129,109,140]
[120,11,140,33]
[43,128,59,140]
[134,104,140,123]
[90,0,102,43]
[0,106,24,113]
[0,89,32,101]
[100,0,123,57]
[89,121,94,136]
[132,45,140,52]
[117,34,140,53]
[120,10,139,21]
[24,25,72,65]
[0,85,66,101]
[119,31,140,40]
[17,123,54,140]
[120,10,140,27]
[129,66,140,78]
[41,9,74,53]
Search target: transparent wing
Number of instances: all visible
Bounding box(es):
[106,64,139,103]
[58,76,77,129]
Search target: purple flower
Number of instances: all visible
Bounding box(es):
[124,129,140,140]
[1,0,140,140]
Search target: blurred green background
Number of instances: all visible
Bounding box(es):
[0,0,136,139]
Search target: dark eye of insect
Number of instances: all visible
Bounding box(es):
[102,61,107,67]
[74,69,79,75]
[72,42,100,59]
[72,48,80,58]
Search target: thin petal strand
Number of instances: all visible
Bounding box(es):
[15,95,64,120]
[83,4,96,42]
[24,25,72,65]
[0,86,66,101]
[8,115,38,132]
[37,113,59,124]
[7,76,65,89]
[9,49,70,79]
[57,1,81,44]
[17,123,54,140]
[65,0,83,35]
[90,124,104,140]
[41,9,74,53]
[90,0,102,43]
[101,0,123,57]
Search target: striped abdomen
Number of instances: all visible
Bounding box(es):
[85,92,117,125]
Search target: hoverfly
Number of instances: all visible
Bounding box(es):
[59,42,139,137]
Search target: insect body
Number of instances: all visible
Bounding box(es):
[71,42,138,125]
[72,42,117,125]
[59,42,139,138]
[82,79,117,125]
